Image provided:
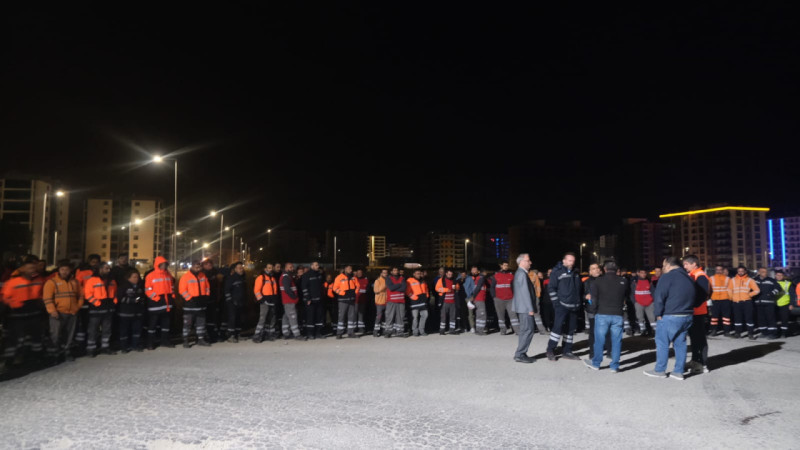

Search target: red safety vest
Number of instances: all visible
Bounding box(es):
[633,279,653,306]
[280,273,298,304]
[689,268,709,315]
[471,275,486,302]
[387,276,405,303]
[493,271,513,300]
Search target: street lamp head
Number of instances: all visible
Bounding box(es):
[465,239,470,243]
[267,228,272,233]
[121,226,126,230]
[210,210,217,217]
[203,243,209,248]
[134,218,142,225]
[55,190,65,197]
[176,231,182,236]
[225,226,230,231]
[152,155,163,163]
[581,243,587,247]
[259,247,263,251]
[193,239,198,243]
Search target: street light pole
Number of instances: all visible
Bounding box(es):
[580,242,586,273]
[231,227,235,265]
[464,239,469,271]
[173,159,178,276]
[39,191,48,260]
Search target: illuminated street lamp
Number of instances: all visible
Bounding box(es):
[151,154,178,276]
[464,239,470,272]
[211,210,224,264]
[580,242,587,273]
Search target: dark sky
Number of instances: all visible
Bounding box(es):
[3,4,799,241]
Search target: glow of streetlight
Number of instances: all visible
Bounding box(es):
[225,226,230,231]
[55,190,65,197]
[465,239,470,243]
[134,218,142,225]
[267,228,272,233]
[203,243,209,248]
[121,226,126,230]
[152,155,163,163]
[581,242,586,247]
[176,231,182,236]
[259,247,263,251]
[210,210,217,217]
[193,239,198,243]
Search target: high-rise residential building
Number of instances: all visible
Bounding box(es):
[366,235,387,266]
[0,177,69,264]
[659,205,769,269]
[617,218,670,270]
[766,216,800,269]
[417,232,468,270]
[83,196,168,264]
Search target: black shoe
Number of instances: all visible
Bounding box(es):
[197,339,211,347]
[440,331,446,335]
[252,336,262,343]
[748,334,757,340]
[266,335,275,342]
[514,355,534,364]
[65,353,76,361]
[135,347,144,352]
[767,334,779,340]
[561,353,581,361]
[309,335,317,340]
[384,332,391,338]
[733,332,742,339]
[336,334,343,340]
[546,351,556,361]
[89,350,98,358]
[347,333,357,339]
[296,336,307,341]
[447,330,458,335]
[183,339,191,349]
[420,332,428,337]
[121,348,131,354]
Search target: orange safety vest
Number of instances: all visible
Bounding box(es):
[710,274,731,300]
[688,268,709,315]
[324,281,335,299]
[254,273,277,300]
[435,277,456,303]
[406,277,429,300]
[84,276,118,307]
[179,271,211,301]
[372,278,386,305]
[75,268,94,288]
[728,275,759,302]
[43,276,83,315]
[1,276,43,309]
[333,273,359,296]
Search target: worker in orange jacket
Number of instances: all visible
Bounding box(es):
[727,265,759,339]
[253,264,278,342]
[372,269,388,337]
[179,260,212,348]
[406,269,430,336]
[73,253,101,351]
[709,265,733,336]
[1,259,45,369]
[333,265,359,339]
[43,259,82,361]
[144,256,176,349]
[84,263,117,357]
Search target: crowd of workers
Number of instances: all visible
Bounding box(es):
[1,250,798,376]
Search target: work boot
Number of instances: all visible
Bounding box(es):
[296,335,307,341]
[546,351,556,361]
[447,329,458,335]
[183,338,191,349]
[336,334,343,340]
[733,332,742,339]
[197,338,211,347]
[499,328,507,336]
[266,334,275,342]
[252,336,262,343]
[374,330,381,338]
[748,334,757,340]
[163,340,176,348]
[420,332,428,336]
[227,335,238,343]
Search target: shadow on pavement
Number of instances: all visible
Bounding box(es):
[707,342,783,370]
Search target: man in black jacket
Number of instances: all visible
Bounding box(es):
[545,253,582,361]
[753,267,782,340]
[585,261,628,372]
[224,262,246,343]
[301,262,325,339]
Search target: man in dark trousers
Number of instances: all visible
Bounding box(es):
[384,267,408,338]
[301,262,326,339]
[585,261,627,372]
[644,256,695,381]
[511,254,538,363]
[224,262,247,343]
[683,255,711,374]
[545,253,582,361]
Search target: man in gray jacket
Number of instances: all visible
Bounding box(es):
[512,253,538,363]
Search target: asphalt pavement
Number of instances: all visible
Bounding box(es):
[0,330,797,449]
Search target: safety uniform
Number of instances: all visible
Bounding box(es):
[202,266,224,342]
[546,262,582,355]
[728,274,759,336]
[406,276,429,336]
[43,274,82,357]
[436,277,458,333]
[709,274,732,334]
[469,274,488,334]
[144,256,176,348]
[116,279,146,351]
[84,274,117,353]
[753,275,781,339]
[631,278,656,335]
[688,267,710,367]
[384,275,407,337]
[373,276,387,336]
[73,265,96,349]
[777,280,792,337]
[224,271,247,340]
[253,272,278,341]
[333,273,359,337]
[355,276,369,332]
[1,275,45,362]
[491,270,518,334]
[300,269,325,338]
[179,270,211,345]
[279,271,302,338]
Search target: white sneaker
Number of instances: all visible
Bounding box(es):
[467,301,475,310]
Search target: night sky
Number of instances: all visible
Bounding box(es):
[3,4,799,241]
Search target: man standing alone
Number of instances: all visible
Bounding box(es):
[545,253,582,361]
[512,254,537,363]
[644,257,695,381]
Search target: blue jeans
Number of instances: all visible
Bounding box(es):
[655,315,693,374]
[591,314,623,370]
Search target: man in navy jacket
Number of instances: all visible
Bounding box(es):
[644,256,695,381]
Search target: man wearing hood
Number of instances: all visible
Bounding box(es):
[144,256,176,349]
[1,259,45,369]
[179,260,212,348]
[224,261,247,342]
[545,253,582,361]
[84,263,117,357]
